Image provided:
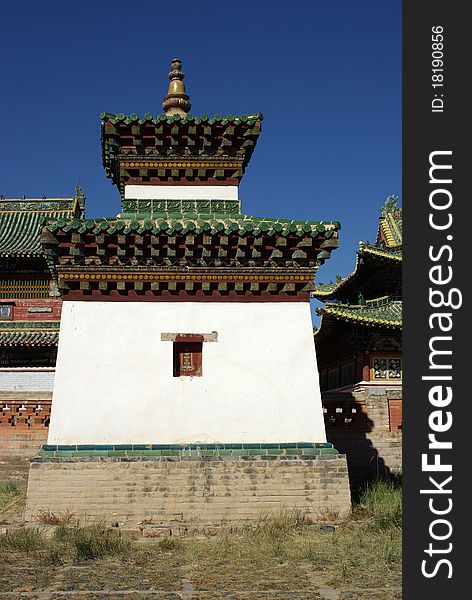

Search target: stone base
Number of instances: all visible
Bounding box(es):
[25,455,351,528]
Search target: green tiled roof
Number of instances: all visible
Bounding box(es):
[315,196,402,301]
[0,211,66,258]
[0,330,59,347]
[45,215,341,238]
[0,197,83,258]
[361,243,402,257]
[314,242,401,299]
[314,281,338,294]
[317,297,402,328]
[100,112,264,127]
[0,321,60,347]
[101,112,263,197]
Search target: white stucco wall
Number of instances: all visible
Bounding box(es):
[124,185,239,200]
[48,301,327,445]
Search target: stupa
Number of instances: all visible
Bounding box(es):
[25,60,351,529]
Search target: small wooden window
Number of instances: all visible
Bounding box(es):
[371,356,402,380]
[173,341,203,377]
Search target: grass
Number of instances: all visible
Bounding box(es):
[0,527,46,552]
[357,478,402,530]
[0,479,20,509]
[36,508,77,526]
[0,478,402,596]
[250,507,311,536]
[50,524,131,561]
[171,480,402,591]
[0,479,26,520]
[303,477,402,588]
[0,524,130,562]
[69,525,131,560]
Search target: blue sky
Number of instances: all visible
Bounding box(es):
[1,0,401,299]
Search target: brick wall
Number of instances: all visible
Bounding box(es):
[0,455,30,494]
[323,385,402,481]
[7,299,62,321]
[0,391,51,458]
[25,455,351,529]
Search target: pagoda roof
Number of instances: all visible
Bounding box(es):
[314,196,402,302]
[0,196,84,258]
[313,242,401,300]
[0,321,60,347]
[101,112,263,195]
[316,296,402,333]
[40,212,340,300]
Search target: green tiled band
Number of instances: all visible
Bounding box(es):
[39,442,337,458]
[121,199,243,218]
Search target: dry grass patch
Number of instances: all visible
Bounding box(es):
[0,526,46,552]
[0,479,18,504]
[49,523,131,562]
[294,479,402,589]
[174,481,402,592]
[37,507,78,526]
[0,478,402,597]
[0,479,26,517]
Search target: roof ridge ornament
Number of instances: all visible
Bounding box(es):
[74,185,86,218]
[381,194,400,217]
[162,58,191,116]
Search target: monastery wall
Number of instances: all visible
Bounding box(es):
[8,299,62,321]
[0,390,51,458]
[48,301,327,445]
[25,454,351,529]
[323,386,402,480]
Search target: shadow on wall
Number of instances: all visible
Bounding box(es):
[322,388,402,484]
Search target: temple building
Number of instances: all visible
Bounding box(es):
[24,60,351,528]
[0,192,83,457]
[313,196,402,479]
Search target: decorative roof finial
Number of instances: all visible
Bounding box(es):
[74,185,86,218]
[162,58,191,116]
[382,194,400,217]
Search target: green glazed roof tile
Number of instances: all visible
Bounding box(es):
[0,330,59,347]
[0,322,60,347]
[0,197,83,257]
[100,112,264,126]
[314,242,401,299]
[44,215,341,239]
[316,297,402,329]
[101,112,264,196]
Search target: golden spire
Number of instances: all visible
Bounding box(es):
[162,58,191,116]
